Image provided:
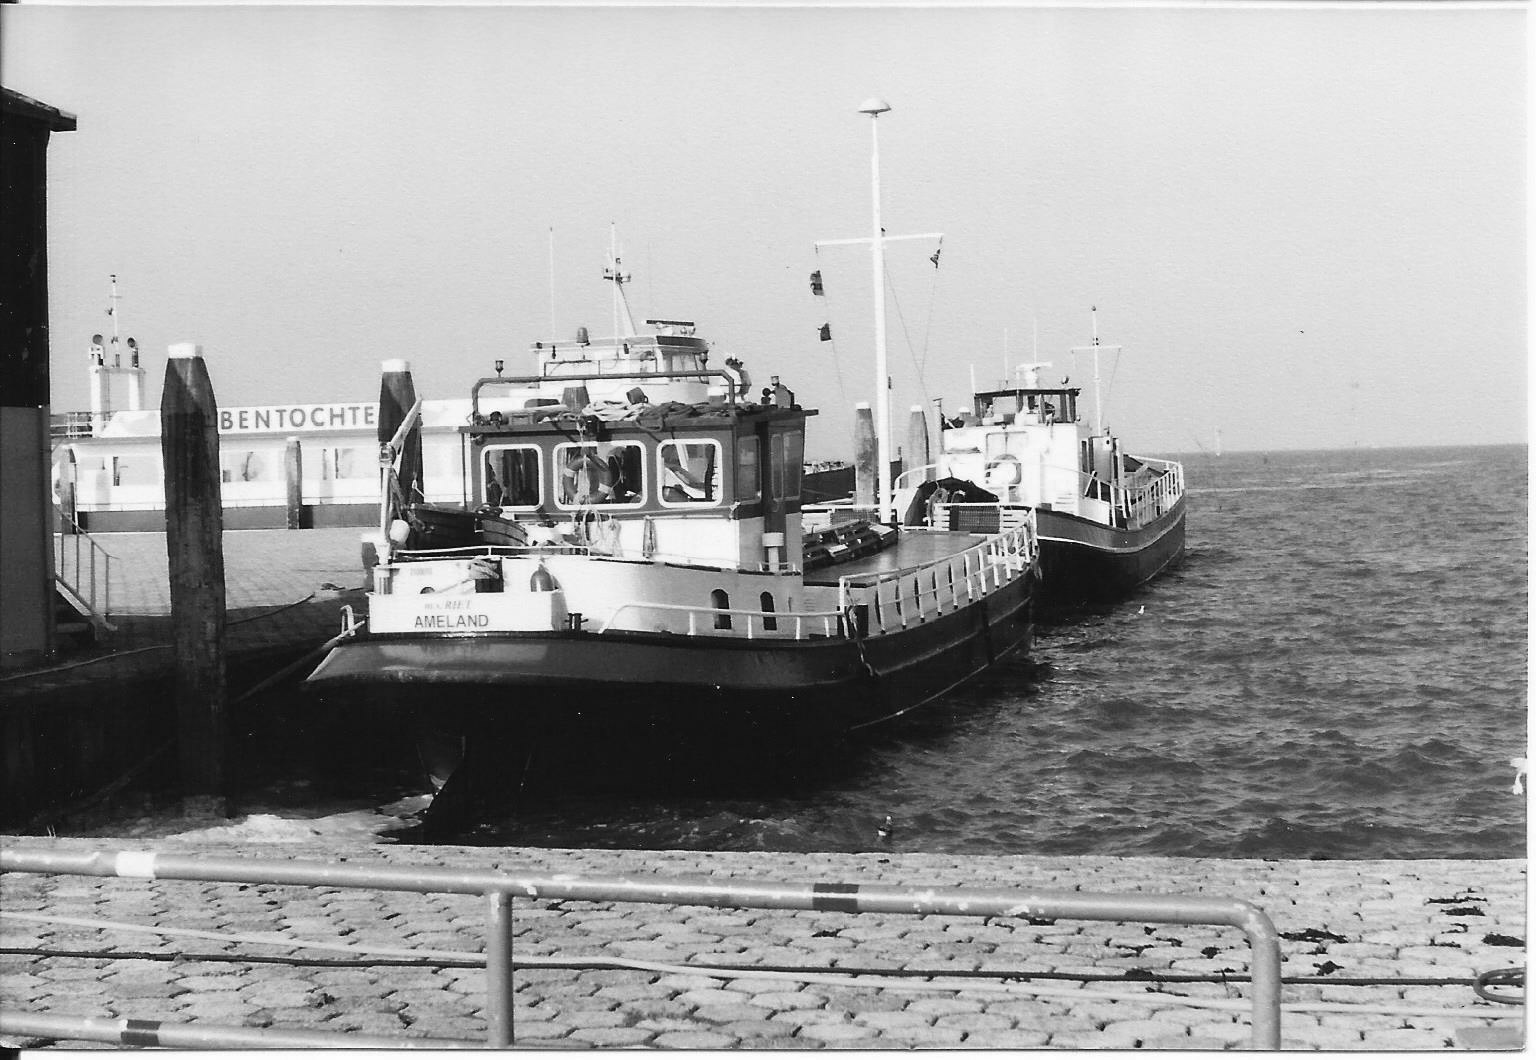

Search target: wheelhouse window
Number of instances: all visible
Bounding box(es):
[658,439,722,507]
[736,436,760,500]
[483,445,543,508]
[554,441,644,508]
[770,430,804,501]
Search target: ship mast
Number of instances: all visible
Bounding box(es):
[108,273,121,353]
[604,224,638,340]
[1071,306,1121,434]
[863,99,894,521]
[814,100,942,522]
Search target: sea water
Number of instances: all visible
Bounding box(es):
[451,444,1527,860]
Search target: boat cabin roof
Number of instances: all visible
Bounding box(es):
[466,398,811,438]
[973,385,1081,402]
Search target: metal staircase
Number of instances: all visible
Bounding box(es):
[53,506,115,644]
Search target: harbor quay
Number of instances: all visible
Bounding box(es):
[2,529,1526,1050]
[1,528,369,828]
[0,836,1524,1050]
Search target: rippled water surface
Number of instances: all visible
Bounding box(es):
[414,444,1524,860]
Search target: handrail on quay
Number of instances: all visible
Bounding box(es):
[0,845,1284,1049]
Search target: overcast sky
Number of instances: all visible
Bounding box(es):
[4,1,1525,458]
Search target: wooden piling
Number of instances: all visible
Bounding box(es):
[160,344,228,815]
[284,436,303,530]
[854,402,876,508]
[378,359,421,504]
[906,405,931,483]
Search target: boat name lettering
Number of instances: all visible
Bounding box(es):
[413,612,491,630]
[218,404,379,434]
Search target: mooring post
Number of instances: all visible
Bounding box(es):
[378,359,422,505]
[906,404,931,483]
[283,436,303,530]
[854,401,876,509]
[160,344,228,816]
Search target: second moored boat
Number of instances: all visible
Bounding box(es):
[897,311,1186,607]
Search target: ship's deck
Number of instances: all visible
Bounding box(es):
[802,529,988,586]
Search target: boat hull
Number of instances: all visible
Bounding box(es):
[1035,495,1186,606]
[307,570,1035,739]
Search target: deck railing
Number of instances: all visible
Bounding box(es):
[1116,459,1184,527]
[838,521,1036,636]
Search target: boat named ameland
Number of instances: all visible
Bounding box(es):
[306,265,1039,798]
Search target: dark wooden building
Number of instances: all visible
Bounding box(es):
[2,87,77,667]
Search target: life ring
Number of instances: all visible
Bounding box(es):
[985,454,1023,487]
[562,453,614,505]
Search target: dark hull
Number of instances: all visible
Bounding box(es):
[1035,495,1186,606]
[307,571,1035,740]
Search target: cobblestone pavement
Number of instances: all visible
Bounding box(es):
[0,838,1524,1050]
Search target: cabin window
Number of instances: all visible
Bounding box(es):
[770,431,803,501]
[711,588,732,630]
[220,450,276,483]
[783,431,803,498]
[109,454,161,488]
[760,591,778,632]
[483,445,543,508]
[985,433,1017,460]
[554,441,644,508]
[736,436,760,500]
[657,439,721,506]
[322,447,368,481]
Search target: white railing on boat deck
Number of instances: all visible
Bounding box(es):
[1115,457,1184,528]
[837,521,1036,637]
[597,601,844,639]
[593,521,1035,642]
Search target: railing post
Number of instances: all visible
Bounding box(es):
[484,890,514,1047]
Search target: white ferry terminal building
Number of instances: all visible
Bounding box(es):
[54,342,473,532]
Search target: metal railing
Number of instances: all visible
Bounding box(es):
[471,369,738,418]
[1115,459,1185,528]
[839,520,1036,635]
[51,507,114,633]
[0,845,1283,1049]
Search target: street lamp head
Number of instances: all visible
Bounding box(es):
[858,97,892,116]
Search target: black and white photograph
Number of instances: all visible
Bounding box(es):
[0,0,1525,1050]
